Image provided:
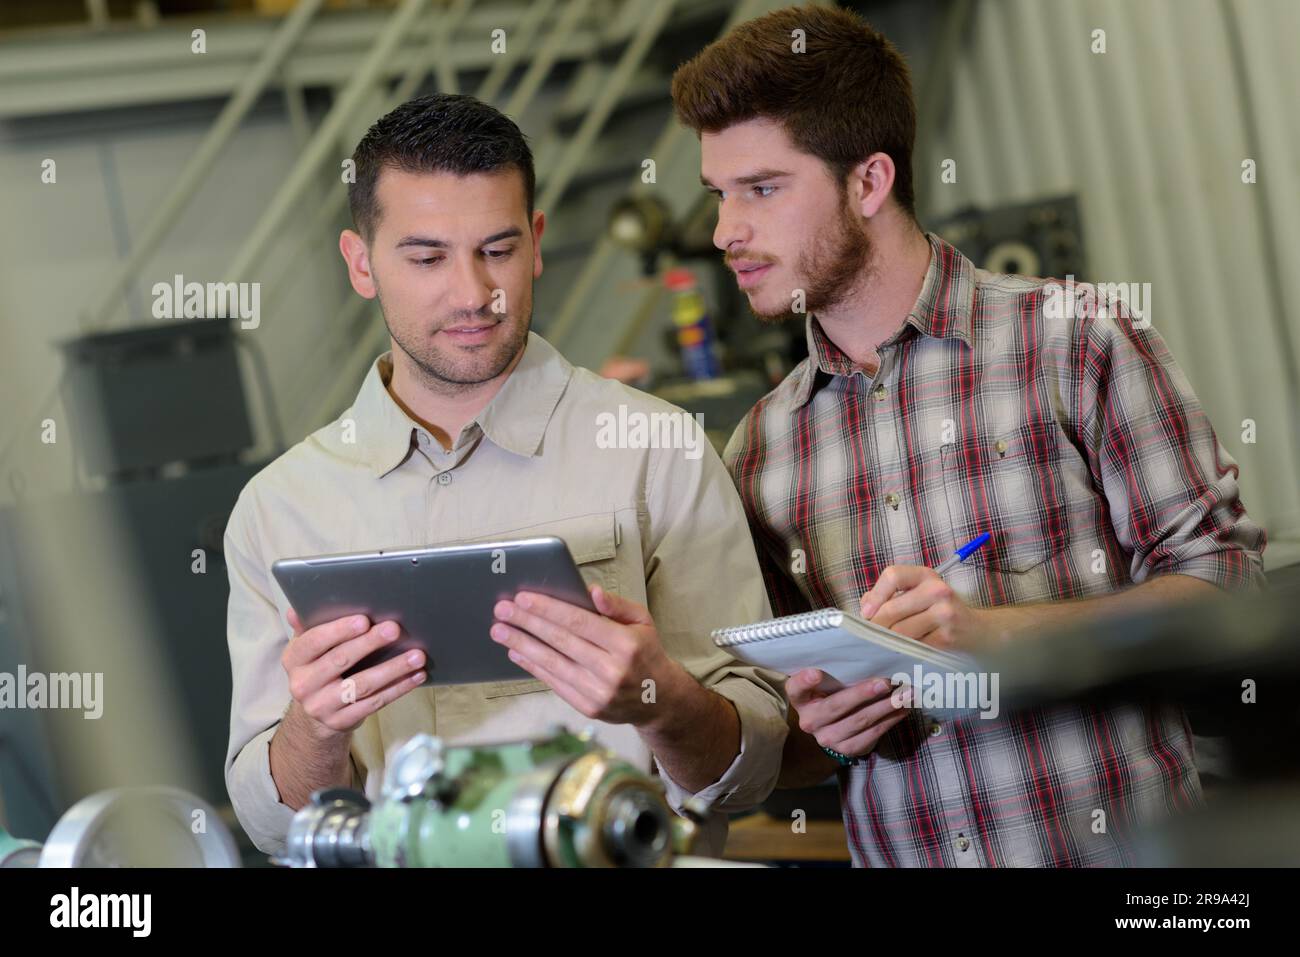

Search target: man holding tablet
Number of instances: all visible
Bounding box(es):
[672,7,1266,866]
[223,94,786,858]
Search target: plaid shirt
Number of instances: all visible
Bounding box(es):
[723,233,1266,867]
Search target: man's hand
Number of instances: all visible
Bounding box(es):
[282,608,428,737]
[269,609,427,811]
[859,564,1003,652]
[787,668,911,758]
[489,585,690,730]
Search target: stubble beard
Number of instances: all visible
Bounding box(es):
[749,193,875,326]
[376,279,532,396]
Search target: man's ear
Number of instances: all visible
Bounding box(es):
[339,229,378,299]
[847,152,897,220]
[531,209,546,279]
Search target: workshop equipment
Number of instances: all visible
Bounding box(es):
[278,727,703,868]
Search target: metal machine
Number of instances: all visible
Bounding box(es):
[278,727,704,868]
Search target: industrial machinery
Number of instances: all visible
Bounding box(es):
[931,195,1087,281]
[278,727,704,868]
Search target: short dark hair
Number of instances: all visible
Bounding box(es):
[671,5,917,219]
[348,93,536,241]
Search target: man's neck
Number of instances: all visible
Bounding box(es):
[386,345,523,450]
[813,224,932,371]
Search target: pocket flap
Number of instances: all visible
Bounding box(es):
[483,677,549,698]
[477,511,618,565]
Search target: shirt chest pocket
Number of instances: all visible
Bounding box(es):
[940,423,1069,573]
[470,511,622,699]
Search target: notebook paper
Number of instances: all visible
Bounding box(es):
[712,608,993,720]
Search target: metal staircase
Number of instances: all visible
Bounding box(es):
[0,0,802,480]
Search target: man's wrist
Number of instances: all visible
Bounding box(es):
[285,700,350,747]
[637,661,706,738]
[975,604,1031,647]
[271,706,353,811]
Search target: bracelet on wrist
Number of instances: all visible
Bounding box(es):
[821,745,857,767]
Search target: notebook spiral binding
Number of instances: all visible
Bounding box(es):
[711,608,846,647]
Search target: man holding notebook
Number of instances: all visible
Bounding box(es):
[672,7,1266,866]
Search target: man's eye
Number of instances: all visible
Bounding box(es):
[484,249,513,259]
[753,185,776,198]
[415,257,442,266]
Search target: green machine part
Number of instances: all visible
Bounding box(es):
[279,728,703,868]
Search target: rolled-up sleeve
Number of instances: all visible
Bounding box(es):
[661,676,789,813]
[223,488,297,857]
[1072,299,1266,591]
[640,432,788,816]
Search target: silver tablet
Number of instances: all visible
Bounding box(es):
[270,536,596,686]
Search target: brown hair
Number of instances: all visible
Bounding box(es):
[670,5,917,218]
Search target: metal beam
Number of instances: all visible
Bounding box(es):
[0,6,610,119]
[222,0,432,294]
[537,0,677,213]
[87,0,325,332]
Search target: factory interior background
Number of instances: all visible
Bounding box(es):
[0,0,1298,871]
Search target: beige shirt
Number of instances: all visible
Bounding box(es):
[223,331,787,857]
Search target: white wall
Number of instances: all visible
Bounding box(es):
[916,0,1300,540]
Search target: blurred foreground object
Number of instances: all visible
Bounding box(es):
[0,786,239,867]
[977,584,1300,865]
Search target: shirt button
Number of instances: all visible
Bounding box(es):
[884,492,900,510]
[437,472,453,486]
[994,438,1008,457]
[929,722,942,737]
[955,835,971,852]
[872,384,887,401]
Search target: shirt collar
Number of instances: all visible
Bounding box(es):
[345,331,572,478]
[792,232,975,407]
[476,331,572,457]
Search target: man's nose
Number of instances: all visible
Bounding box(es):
[713,196,752,252]
[447,254,496,313]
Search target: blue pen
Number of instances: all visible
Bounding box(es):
[933,532,990,577]
[871,532,991,611]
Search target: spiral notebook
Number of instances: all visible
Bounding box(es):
[712,608,982,719]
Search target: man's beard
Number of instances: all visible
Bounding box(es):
[376,283,532,394]
[749,192,874,325]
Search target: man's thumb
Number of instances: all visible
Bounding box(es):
[788,668,824,703]
[591,584,650,625]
